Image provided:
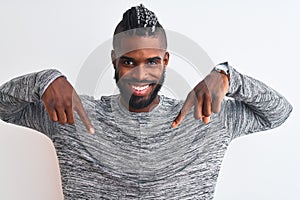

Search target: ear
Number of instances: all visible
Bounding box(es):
[111,50,117,69]
[163,51,170,70]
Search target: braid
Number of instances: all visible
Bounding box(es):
[135,4,158,31]
[113,4,167,49]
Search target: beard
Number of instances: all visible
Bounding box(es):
[115,70,165,110]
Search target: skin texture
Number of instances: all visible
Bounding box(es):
[172,71,229,128]
[111,36,169,112]
[41,77,94,134]
[41,36,229,132]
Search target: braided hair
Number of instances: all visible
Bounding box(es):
[113,4,167,49]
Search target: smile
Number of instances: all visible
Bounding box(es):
[131,84,150,91]
[128,83,154,96]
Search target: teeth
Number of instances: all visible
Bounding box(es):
[132,85,149,91]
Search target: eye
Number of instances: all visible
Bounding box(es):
[147,60,157,65]
[123,60,134,66]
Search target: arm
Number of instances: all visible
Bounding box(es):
[0,69,64,136]
[0,69,94,136]
[172,63,292,140]
[221,65,293,139]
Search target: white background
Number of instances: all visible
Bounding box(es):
[0,0,299,199]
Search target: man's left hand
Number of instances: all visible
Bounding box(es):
[172,71,229,128]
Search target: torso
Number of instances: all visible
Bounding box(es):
[52,95,231,199]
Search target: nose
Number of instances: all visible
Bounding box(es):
[132,65,148,81]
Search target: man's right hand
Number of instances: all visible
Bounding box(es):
[41,77,94,134]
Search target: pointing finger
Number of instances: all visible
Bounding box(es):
[75,105,94,134]
[172,92,195,128]
[73,95,94,134]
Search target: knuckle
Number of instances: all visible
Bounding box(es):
[195,91,203,99]
[206,110,212,116]
[55,103,64,109]
[60,121,67,125]
[202,108,212,116]
[46,99,56,107]
[65,100,73,108]
[60,118,67,124]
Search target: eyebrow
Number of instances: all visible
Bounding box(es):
[119,56,134,60]
[147,56,161,61]
[119,56,162,61]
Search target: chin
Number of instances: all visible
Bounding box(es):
[128,94,157,110]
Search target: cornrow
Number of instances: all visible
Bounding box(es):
[113,4,167,49]
[135,4,158,31]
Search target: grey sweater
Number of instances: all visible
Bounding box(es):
[0,66,292,199]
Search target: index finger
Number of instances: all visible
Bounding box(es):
[171,92,195,128]
[74,101,95,134]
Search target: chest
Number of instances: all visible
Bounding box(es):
[53,113,231,199]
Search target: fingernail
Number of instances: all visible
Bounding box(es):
[89,127,95,134]
[171,122,177,128]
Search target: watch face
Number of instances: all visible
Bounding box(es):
[215,63,229,74]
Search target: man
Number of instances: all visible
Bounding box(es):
[0,4,292,199]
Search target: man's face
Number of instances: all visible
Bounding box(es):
[112,36,169,112]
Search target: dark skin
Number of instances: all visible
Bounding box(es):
[41,77,95,134]
[172,70,229,128]
[112,36,169,112]
[41,36,229,133]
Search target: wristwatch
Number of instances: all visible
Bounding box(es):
[213,62,229,76]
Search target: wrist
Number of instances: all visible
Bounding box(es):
[213,62,229,76]
[211,62,230,93]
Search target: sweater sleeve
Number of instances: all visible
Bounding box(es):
[220,65,293,140]
[0,69,64,137]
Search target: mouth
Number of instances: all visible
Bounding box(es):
[129,83,154,96]
[132,84,150,91]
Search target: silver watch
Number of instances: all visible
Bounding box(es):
[214,62,229,76]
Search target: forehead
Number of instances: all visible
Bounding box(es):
[114,36,165,58]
